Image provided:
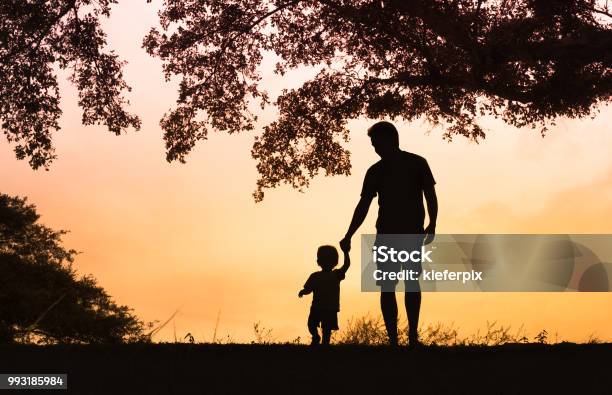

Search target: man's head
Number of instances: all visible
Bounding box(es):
[317,245,339,271]
[367,121,400,159]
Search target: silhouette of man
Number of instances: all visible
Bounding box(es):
[340,121,437,346]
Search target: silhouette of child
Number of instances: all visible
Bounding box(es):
[298,244,350,345]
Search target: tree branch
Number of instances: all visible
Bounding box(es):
[1,0,77,63]
[184,0,303,98]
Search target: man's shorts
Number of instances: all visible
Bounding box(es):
[308,308,339,331]
[374,233,425,292]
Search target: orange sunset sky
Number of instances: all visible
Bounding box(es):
[2,1,611,342]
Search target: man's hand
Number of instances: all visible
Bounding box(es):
[340,237,351,253]
[423,185,437,245]
[298,290,305,298]
[424,223,436,245]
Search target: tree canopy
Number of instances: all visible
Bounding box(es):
[0,194,148,344]
[2,1,611,200]
[144,0,611,200]
[0,0,140,169]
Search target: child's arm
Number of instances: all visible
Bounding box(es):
[298,275,314,298]
[338,247,351,275]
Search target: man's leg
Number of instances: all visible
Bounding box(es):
[405,289,421,344]
[380,290,398,345]
[405,235,424,345]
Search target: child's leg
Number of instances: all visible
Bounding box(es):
[307,311,320,344]
[321,328,332,345]
[321,312,336,345]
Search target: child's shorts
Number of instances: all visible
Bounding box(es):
[308,308,339,331]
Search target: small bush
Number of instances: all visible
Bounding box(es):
[334,315,561,346]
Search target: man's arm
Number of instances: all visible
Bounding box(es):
[340,195,374,251]
[423,185,438,245]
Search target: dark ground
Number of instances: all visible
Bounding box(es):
[1,343,611,394]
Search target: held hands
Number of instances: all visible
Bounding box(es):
[339,237,351,253]
[424,223,436,245]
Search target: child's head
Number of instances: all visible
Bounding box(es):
[317,245,339,270]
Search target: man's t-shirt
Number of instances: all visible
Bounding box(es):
[303,269,346,312]
[361,151,435,234]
